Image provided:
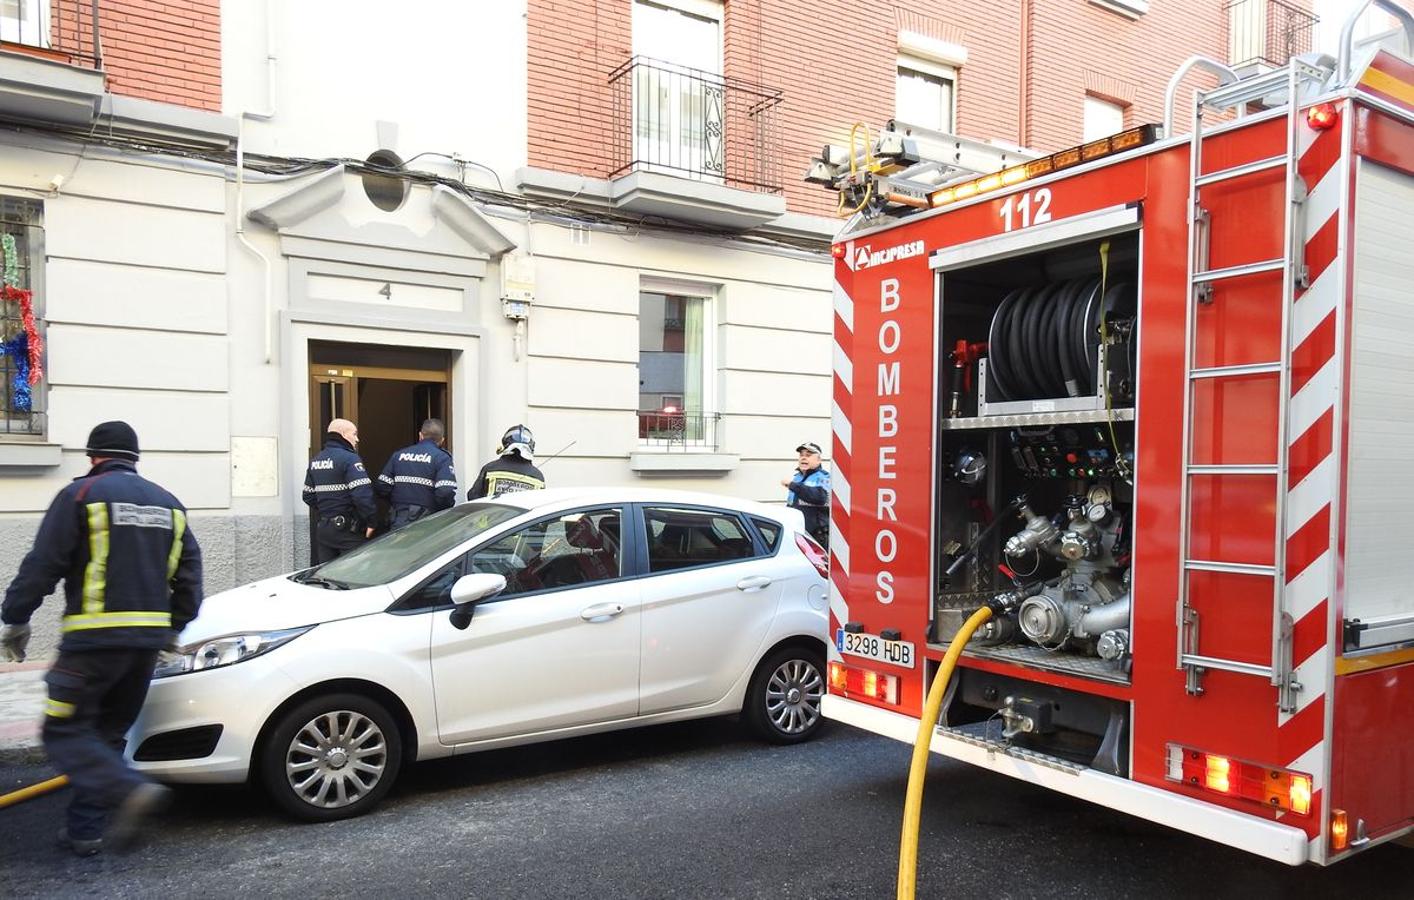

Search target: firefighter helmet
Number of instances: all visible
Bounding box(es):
[497,424,536,460]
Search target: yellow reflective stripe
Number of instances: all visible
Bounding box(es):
[166,508,187,580]
[61,611,172,632]
[45,699,76,719]
[82,502,109,616]
[487,472,544,489]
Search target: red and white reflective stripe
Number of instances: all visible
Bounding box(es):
[828,261,855,661]
[1278,111,1346,844]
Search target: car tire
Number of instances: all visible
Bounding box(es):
[259,692,403,822]
[744,645,826,745]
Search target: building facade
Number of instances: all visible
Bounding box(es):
[0,0,1332,656]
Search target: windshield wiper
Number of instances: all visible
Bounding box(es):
[299,575,353,590]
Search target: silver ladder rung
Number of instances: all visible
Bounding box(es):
[1189,361,1282,380]
[1198,59,1327,112]
[1187,464,1280,475]
[1192,259,1285,283]
[1185,559,1278,576]
[1180,653,1273,679]
[1195,155,1287,187]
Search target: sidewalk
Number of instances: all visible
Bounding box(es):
[0,660,48,764]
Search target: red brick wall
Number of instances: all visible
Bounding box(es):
[100,0,221,111]
[528,1,1251,218]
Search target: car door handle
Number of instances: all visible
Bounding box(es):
[580,602,624,622]
[736,576,773,592]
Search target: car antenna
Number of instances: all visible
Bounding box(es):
[537,440,577,467]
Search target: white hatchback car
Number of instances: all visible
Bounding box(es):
[127,488,830,820]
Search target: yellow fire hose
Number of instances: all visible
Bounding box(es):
[0,774,68,809]
[897,605,996,900]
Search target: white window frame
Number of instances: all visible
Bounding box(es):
[1083,95,1127,142]
[896,54,958,134]
[1088,0,1149,18]
[0,0,50,48]
[637,276,718,450]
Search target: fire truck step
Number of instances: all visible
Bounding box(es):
[1185,464,1280,475]
[1188,361,1282,380]
[1191,259,1286,283]
[1184,559,1277,576]
[1194,155,1287,187]
[1179,653,1273,679]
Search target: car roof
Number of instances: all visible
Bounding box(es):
[475,487,796,522]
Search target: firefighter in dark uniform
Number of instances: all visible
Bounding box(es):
[782,440,831,550]
[375,417,457,529]
[1,421,203,855]
[303,418,377,563]
[467,424,546,500]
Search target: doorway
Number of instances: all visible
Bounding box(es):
[308,341,453,523]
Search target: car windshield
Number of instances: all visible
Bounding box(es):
[300,503,523,588]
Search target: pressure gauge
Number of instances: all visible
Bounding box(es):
[1087,484,1112,507]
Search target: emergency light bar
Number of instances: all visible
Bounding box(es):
[1165,744,1312,816]
[929,125,1159,208]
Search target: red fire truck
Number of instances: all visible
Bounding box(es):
[813,8,1414,867]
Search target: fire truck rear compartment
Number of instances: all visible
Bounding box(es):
[939,667,1129,776]
[933,231,1140,687]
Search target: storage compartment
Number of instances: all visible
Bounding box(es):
[931,231,1140,683]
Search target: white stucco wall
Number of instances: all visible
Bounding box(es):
[222,0,529,191]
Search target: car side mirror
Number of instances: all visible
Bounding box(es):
[448,573,507,630]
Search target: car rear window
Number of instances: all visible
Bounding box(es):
[643,506,759,572]
[751,517,782,552]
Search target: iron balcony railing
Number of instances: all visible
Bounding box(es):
[638,410,721,450]
[1226,0,1317,70]
[609,56,784,194]
[0,0,102,69]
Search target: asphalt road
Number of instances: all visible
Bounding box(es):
[1,719,1409,899]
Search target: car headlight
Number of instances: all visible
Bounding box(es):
[152,626,313,679]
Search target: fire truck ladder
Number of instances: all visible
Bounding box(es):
[1174,58,1329,713]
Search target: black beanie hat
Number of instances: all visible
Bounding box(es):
[85,421,140,460]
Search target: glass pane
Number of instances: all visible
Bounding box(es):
[469,508,623,596]
[752,517,782,552]
[644,507,758,572]
[639,291,705,413]
[313,503,522,587]
[897,67,951,133]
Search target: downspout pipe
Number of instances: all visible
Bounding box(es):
[1162,55,1241,139]
[236,0,278,363]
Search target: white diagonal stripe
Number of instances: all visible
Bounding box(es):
[1285,455,1336,536]
[1287,740,1327,793]
[832,400,853,457]
[833,279,854,333]
[829,523,850,575]
[1304,166,1340,243]
[842,241,856,273]
[830,464,851,512]
[828,580,850,661]
[1278,645,1329,726]
[1284,549,1331,623]
[833,340,854,391]
[1292,264,1338,348]
[1289,358,1339,441]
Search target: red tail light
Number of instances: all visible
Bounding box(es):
[796,533,829,579]
[1166,744,1313,816]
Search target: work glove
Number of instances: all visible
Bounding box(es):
[1,623,31,662]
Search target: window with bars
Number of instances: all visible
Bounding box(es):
[1,197,45,437]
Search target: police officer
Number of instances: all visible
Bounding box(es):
[375,417,457,529]
[303,418,376,563]
[467,424,545,500]
[1,421,203,855]
[782,440,831,549]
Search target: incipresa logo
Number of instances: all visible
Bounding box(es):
[853,240,925,270]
